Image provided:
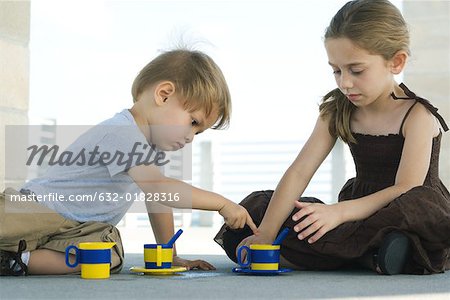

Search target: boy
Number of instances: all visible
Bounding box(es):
[0,49,257,275]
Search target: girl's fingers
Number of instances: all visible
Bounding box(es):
[294,215,315,232]
[308,228,327,244]
[294,201,312,208]
[292,204,314,221]
[297,221,321,240]
[292,211,305,222]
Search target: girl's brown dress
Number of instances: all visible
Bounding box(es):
[214,84,450,274]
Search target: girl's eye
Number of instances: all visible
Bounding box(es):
[191,119,198,126]
[351,69,363,75]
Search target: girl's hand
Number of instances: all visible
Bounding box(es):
[237,232,273,249]
[219,201,258,234]
[173,255,216,270]
[235,232,274,261]
[292,202,344,243]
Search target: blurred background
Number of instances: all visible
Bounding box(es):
[1,0,448,254]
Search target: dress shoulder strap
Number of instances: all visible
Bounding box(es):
[391,83,449,132]
[399,101,418,135]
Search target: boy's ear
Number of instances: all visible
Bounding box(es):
[390,50,408,75]
[154,81,176,106]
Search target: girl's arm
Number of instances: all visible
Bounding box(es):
[339,103,437,221]
[253,115,337,242]
[128,165,258,233]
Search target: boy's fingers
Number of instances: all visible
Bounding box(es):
[227,220,235,229]
[232,217,239,228]
[197,261,216,270]
[246,214,259,234]
[238,218,244,229]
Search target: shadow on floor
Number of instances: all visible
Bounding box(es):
[1,254,449,300]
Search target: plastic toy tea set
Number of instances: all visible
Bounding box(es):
[232,227,292,275]
[65,228,292,279]
[130,228,187,275]
[65,241,116,279]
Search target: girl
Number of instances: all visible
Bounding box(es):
[215,0,450,275]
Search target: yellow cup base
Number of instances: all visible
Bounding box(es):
[144,246,173,268]
[81,263,111,279]
[251,263,279,271]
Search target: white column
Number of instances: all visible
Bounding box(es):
[403,1,450,185]
[198,141,214,226]
[0,1,30,191]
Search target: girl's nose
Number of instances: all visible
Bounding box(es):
[340,72,353,90]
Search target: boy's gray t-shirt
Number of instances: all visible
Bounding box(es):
[22,109,153,225]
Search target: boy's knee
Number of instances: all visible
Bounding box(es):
[108,226,125,273]
[110,248,123,273]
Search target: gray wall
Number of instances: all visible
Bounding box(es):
[0,1,30,191]
[403,0,450,186]
[0,1,448,190]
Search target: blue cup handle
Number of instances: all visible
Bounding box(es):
[237,245,251,268]
[65,245,80,268]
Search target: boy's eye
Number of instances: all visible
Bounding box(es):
[332,69,341,75]
[191,119,198,126]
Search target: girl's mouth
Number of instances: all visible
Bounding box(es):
[346,94,361,101]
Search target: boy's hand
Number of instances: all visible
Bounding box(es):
[219,201,258,234]
[173,255,215,270]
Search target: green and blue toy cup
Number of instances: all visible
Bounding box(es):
[65,242,115,279]
[237,244,281,271]
[144,244,173,269]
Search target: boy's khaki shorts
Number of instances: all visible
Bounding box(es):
[0,188,124,273]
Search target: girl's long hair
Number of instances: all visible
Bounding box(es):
[320,88,356,144]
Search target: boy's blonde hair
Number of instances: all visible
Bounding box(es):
[319,0,410,143]
[132,49,231,129]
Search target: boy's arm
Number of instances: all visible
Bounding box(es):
[147,205,215,270]
[128,164,258,233]
[147,204,175,244]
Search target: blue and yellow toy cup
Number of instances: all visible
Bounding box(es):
[144,244,173,269]
[237,244,280,271]
[65,242,116,279]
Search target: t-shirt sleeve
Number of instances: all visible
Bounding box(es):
[96,126,152,177]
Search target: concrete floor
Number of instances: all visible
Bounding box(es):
[1,254,450,300]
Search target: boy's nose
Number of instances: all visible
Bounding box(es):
[185,132,194,144]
